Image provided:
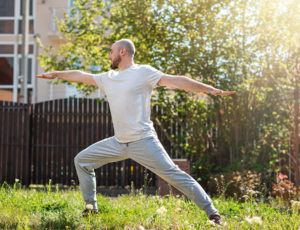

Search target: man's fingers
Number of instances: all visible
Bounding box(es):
[221,91,236,95]
[211,90,236,95]
[35,74,55,79]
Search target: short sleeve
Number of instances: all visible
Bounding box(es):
[143,65,164,87]
[92,72,107,91]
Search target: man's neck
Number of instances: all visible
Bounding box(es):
[118,59,134,71]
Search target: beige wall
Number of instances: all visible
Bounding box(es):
[36,0,68,102]
[35,0,103,102]
[0,89,13,101]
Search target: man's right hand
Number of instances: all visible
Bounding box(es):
[36,72,56,79]
[36,70,98,86]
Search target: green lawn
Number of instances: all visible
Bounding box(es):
[0,184,299,229]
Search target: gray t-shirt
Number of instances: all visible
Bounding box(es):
[93,64,164,143]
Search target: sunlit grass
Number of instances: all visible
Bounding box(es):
[0,183,299,229]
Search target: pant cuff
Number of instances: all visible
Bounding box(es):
[205,204,218,217]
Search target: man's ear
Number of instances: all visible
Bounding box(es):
[120,47,126,56]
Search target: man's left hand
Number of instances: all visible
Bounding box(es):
[210,89,236,96]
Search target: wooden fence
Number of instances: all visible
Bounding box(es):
[0,101,30,185]
[1,98,171,187]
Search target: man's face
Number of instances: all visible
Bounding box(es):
[108,44,122,70]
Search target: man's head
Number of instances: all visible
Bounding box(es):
[109,39,135,70]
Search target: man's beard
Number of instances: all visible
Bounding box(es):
[110,55,121,70]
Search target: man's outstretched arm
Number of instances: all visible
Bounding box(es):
[36,70,97,86]
[157,74,235,95]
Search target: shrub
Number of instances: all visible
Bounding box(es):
[271,173,296,201]
[207,170,263,200]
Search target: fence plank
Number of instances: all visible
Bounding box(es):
[74,98,79,184]
[0,101,3,183]
[12,102,17,182]
[3,102,9,182]
[64,99,68,185]
[69,98,75,184]
[23,105,30,185]
[36,102,43,184]
[58,99,63,183]
[43,101,49,185]
[7,103,13,183]
[17,103,24,183]
[31,103,36,184]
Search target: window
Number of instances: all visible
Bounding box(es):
[0,44,14,85]
[18,0,34,34]
[0,20,14,34]
[0,0,15,34]
[18,44,34,85]
[18,57,32,84]
[0,44,14,54]
[19,0,33,17]
[0,0,15,17]
[0,43,35,87]
[0,57,14,85]
[0,0,35,35]
[18,19,34,34]
[17,44,33,54]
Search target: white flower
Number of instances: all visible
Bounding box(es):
[156,206,167,216]
[137,225,145,230]
[248,189,257,196]
[245,216,263,225]
[207,220,216,226]
[291,200,300,210]
[176,199,182,206]
[175,207,181,212]
[86,204,93,210]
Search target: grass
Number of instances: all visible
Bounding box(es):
[0,183,299,229]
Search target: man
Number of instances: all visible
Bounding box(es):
[36,39,235,225]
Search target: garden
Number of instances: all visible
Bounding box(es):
[1,0,300,229]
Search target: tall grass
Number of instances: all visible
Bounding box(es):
[0,182,299,229]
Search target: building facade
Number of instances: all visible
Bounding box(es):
[0,0,102,103]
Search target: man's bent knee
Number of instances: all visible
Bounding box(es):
[74,153,83,166]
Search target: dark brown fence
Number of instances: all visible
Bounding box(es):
[0,98,160,187]
[0,101,31,185]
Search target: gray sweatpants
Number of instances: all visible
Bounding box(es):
[74,135,217,216]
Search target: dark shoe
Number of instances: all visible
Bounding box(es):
[82,208,99,217]
[209,213,222,226]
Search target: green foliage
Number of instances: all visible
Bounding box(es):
[38,0,300,182]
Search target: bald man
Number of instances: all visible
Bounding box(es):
[36,39,235,225]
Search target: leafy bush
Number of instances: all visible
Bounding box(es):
[206,170,265,200]
[271,173,297,201]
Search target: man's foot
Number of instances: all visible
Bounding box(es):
[209,213,222,226]
[82,208,99,217]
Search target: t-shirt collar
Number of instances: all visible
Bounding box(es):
[119,64,136,73]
